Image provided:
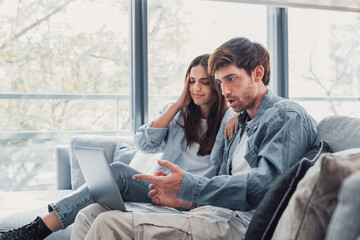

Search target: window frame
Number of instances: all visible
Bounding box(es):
[1,0,359,139]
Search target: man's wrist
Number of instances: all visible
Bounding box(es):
[179,200,194,210]
[189,202,197,210]
[178,171,201,203]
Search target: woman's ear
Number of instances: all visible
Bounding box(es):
[253,65,264,82]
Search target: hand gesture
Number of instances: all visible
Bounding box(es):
[133,160,184,199]
[147,171,180,207]
[175,74,192,110]
[224,113,239,140]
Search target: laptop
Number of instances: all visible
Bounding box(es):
[73,146,183,214]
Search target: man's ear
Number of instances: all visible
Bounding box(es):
[253,65,264,82]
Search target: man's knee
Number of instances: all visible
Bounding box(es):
[91,212,113,230]
[90,211,134,239]
[76,203,109,223]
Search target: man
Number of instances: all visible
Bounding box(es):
[71,37,318,239]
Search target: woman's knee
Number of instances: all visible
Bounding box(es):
[110,162,139,178]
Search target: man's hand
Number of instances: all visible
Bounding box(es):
[133,160,184,199]
[143,169,193,209]
[148,185,182,208]
[147,170,180,208]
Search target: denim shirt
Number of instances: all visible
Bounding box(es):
[134,105,236,176]
[178,90,318,211]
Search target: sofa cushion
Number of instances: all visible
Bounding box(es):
[0,190,74,240]
[244,141,333,240]
[325,171,360,240]
[272,148,360,240]
[0,207,72,240]
[113,141,138,165]
[70,135,132,189]
[317,115,360,152]
[113,140,160,174]
[129,151,161,174]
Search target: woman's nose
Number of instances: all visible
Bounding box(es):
[194,81,201,91]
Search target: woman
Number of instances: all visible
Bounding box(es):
[0,54,236,240]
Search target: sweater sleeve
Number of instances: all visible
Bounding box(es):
[134,103,176,154]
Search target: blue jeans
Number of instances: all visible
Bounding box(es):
[48,162,152,229]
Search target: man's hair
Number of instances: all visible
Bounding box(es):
[208,37,271,86]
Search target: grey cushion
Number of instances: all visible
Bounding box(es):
[272,148,360,240]
[1,208,72,240]
[325,171,360,240]
[0,190,74,240]
[70,135,132,189]
[317,115,360,152]
[244,141,333,240]
[113,141,138,165]
[56,145,71,190]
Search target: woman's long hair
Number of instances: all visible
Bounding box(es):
[181,54,229,156]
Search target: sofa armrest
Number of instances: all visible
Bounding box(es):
[56,145,71,190]
[70,135,134,189]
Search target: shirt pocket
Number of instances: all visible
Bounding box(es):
[244,145,259,168]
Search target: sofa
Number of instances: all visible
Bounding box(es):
[0,115,359,239]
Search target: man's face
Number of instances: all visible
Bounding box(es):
[214,64,257,113]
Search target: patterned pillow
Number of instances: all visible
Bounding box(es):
[272,148,360,240]
[244,141,332,240]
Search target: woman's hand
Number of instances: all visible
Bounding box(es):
[151,76,191,128]
[175,74,192,110]
[224,114,239,140]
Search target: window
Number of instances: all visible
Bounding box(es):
[0,0,130,190]
[3,0,359,191]
[147,0,267,119]
[288,8,360,121]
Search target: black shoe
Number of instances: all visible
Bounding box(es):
[0,217,52,240]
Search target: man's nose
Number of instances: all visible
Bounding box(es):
[221,82,230,96]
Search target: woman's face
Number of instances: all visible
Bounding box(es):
[189,65,213,108]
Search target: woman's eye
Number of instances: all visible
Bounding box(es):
[201,81,209,85]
